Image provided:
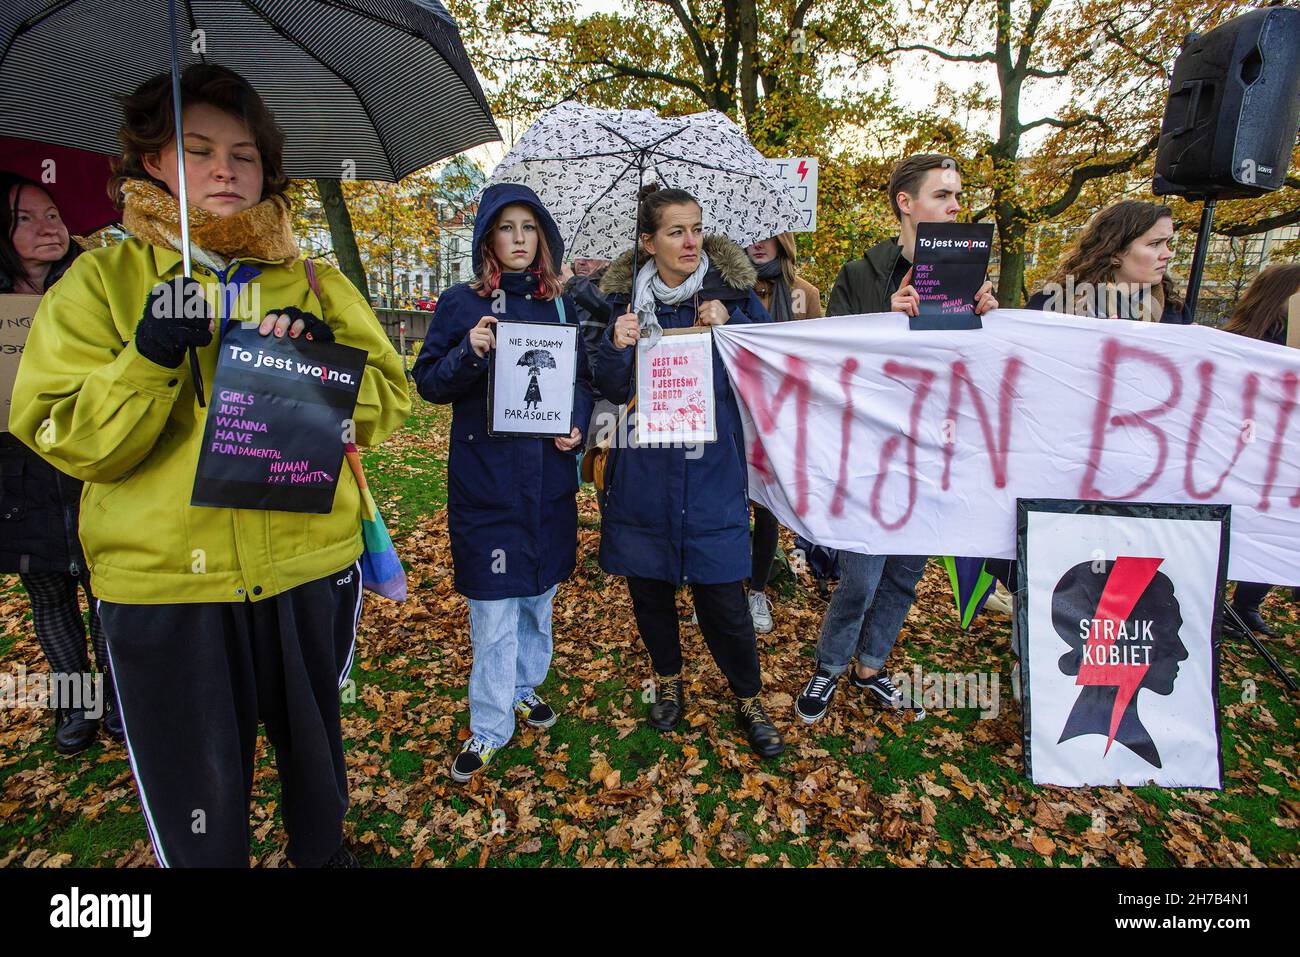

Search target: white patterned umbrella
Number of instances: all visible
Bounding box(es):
[483,102,803,261]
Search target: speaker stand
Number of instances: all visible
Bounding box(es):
[1183,197,1217,321]
[1222,600,1298,693]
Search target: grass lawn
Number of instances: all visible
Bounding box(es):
[1,386,1297,867]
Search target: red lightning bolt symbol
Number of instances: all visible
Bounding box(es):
[797,160,809,181]
[1075,556,1163,755]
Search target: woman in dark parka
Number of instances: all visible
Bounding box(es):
[413,183,594,782]
[593,183,784,758]
[1,172,120,754]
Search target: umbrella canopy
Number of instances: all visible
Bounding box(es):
[0,137,118,235]
[518,349,557,374]
[0,0,499,181]
[483,102,803,261]
[943,556,996,630]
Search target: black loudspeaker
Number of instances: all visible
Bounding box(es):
[1153,6,1300,200]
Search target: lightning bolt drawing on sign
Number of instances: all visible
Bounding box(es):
[797,160,809,181]
[1075,556,1163,755]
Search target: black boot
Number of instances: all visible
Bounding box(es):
[737,696,784,759]
[648,674,685,731]
[321,843,360,868]
[53,708,98,756]
[103,697,125,743]
[1232,606,1278,638]
[98,672,124,743]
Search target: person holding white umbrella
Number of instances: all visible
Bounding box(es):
[11,64,410,867]
[593,183,784,759]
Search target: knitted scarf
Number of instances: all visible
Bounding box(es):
[754,257,793,323]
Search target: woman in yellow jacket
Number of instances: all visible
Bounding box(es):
[11,65,409,868]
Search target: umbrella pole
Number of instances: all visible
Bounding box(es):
[630,154,644,304]
[168,0,206,407]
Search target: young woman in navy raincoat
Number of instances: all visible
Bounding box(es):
[593,184,784,758]
[414,183,594,782]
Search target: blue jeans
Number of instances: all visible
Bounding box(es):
[814,552,927,675]
[466,585,557,748]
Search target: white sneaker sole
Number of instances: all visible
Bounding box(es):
[795,692,834,724]
[521,712,557,729]
[450,761,488,784]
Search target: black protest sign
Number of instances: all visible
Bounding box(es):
[910,222,995,330]
[191,327,366,513]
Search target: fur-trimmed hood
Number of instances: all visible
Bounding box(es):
[599,234,757,298]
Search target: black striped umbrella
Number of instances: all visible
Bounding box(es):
[0,0,499,181]
[1,0,498,402]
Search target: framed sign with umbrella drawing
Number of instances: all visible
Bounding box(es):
[487,319,578,437]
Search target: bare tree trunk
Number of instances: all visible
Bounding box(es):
[315,179,369,300]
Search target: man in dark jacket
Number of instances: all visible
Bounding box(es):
[796,154,998,724]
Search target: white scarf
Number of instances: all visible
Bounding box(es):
[632,252,710,344]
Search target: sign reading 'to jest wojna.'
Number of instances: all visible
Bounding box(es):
[191,328,366,514]
[909,222,994,330]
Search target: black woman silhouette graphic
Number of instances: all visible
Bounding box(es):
[1051,557,1189,768]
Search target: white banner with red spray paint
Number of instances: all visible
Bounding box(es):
[712,310,1300,586]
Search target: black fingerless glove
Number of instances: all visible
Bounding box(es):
[275,305,335,342]
[135,277,213,368]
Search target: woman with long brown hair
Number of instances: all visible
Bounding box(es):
[1028,200,1190,323]
[1222,262,1300,636]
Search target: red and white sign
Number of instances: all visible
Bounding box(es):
[769,157,818,232]
[635,329,716,445]
[1019,501,1226,788]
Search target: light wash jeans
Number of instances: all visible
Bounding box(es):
[814,552,927,675]
[466,585,558,748]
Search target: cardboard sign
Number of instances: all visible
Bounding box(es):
[1017,499,1226,789]
[910,222,994,330]
[769,157,818,232]
[488,319,578,437]
[191,327,366,513]
[635,327,716,444]
[0,295,41,432]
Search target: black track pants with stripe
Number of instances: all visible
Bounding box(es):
[98,562,362,868]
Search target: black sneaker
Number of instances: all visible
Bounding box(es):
[514,692,557,729]
[737,696,784,758]
[53,708,98,756]
[451,737,498,783]
[322,843,360,868]
[850,670,904,708]
[648,674,685,731]
[795,669,839,724]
